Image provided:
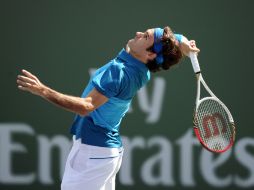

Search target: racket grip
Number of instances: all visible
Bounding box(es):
[189,52,201,74]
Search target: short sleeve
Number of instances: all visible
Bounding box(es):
[92,63,123,98]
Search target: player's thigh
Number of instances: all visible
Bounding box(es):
[62,147,120,190]
[104,153,123,190]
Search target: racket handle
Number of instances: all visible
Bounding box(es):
[189,52,201,74]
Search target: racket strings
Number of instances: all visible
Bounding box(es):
[195,99,234,151]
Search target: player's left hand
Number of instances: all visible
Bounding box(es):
[17,69,47,97]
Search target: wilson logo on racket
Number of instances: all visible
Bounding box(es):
[202,113,227,139]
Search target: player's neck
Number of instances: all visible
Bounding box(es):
[125,44,147,64]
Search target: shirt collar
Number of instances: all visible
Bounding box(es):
[117,48,149,71]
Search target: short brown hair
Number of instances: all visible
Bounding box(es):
[146,26,183,73]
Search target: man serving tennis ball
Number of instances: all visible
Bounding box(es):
[17,26,200,190]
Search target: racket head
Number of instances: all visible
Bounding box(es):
[193,97,236,153]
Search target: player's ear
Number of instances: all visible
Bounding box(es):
[147,51,157,61]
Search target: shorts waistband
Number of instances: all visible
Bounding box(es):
[72,136,123,158]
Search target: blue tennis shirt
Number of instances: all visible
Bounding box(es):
[70,49,151,148]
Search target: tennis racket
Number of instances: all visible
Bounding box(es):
[189,52,235,153]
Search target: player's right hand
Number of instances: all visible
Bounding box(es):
[179,36,200,56]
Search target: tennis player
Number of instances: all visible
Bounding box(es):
[17,26,200,190]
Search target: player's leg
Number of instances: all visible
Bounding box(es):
[61,136,81,189]
[104,150,123,190]
[61,141,123,190]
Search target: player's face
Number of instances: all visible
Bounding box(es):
[127,28,155,57]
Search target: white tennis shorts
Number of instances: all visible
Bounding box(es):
[61,137,123,190]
